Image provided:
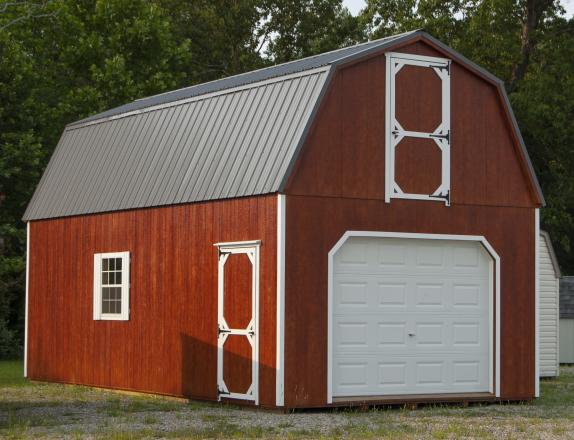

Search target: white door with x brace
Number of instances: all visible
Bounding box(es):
[216,241,260,404]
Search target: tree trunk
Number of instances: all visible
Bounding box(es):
[508,0,555,92]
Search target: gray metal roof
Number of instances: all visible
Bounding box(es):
[560,277,574,319]
[24,68,329,220]
[24,30,545,221]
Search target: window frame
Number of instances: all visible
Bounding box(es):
[385,51,451,206]
[93,251,130,321]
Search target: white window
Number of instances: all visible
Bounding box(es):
[385,51,451,205]
[93,251,130,321]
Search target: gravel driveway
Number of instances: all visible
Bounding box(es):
[2,363,574,439]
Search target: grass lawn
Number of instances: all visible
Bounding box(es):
[1,361,574,439]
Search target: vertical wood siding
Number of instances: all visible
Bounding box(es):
[283,40,537,407]
[286,41,537,208]
[27,195,277,406]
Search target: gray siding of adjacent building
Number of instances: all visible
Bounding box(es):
[560,277,574,364]
[539,232,560,376]
[23,69,328,220]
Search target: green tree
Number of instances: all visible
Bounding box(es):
[0,0,194,358]
[511,17,574,271]
[262,0,365,62]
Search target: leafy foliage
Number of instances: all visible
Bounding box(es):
[0,0,572,358]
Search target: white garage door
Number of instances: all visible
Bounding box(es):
[332,236,492,397]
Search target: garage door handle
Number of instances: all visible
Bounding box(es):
[408,332,416,337]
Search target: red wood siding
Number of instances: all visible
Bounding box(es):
[283,39,537,407]
[286,40,537,208]
[284,197,535,407]
[27,195,277,406]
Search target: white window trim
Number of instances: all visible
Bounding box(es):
[93,251,130,321]
[326,231,501,404]
[385,52,451,205]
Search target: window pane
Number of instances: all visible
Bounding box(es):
[96,254,127,317]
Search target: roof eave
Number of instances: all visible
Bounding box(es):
[541,230,562,278]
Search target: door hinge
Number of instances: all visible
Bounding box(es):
[431,63,450,75]
[217,386,230,396]
[429,130,450,143]
[218,325,231,336]
[432,190,450,203]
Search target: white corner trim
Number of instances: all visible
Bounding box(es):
[535,209,540,397]
[24,222,30,378]
[326,231,502,404]
[276,194,286,406]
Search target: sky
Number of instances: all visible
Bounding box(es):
[342,0,574,17]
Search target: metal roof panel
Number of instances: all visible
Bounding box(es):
[24,69,330,220]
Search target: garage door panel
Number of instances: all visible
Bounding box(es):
[335,277,488,313]
[415,283,445,307]
[333,354,490,395]
[378,322,408,346]
[334,316,488,353]
[335,238,490,277]
[336,281,369,307]
[332,237,492,397]
[378,282,408,306]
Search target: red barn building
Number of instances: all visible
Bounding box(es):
[24,31,544,409]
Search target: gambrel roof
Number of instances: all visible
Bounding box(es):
[24,30,544,221]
